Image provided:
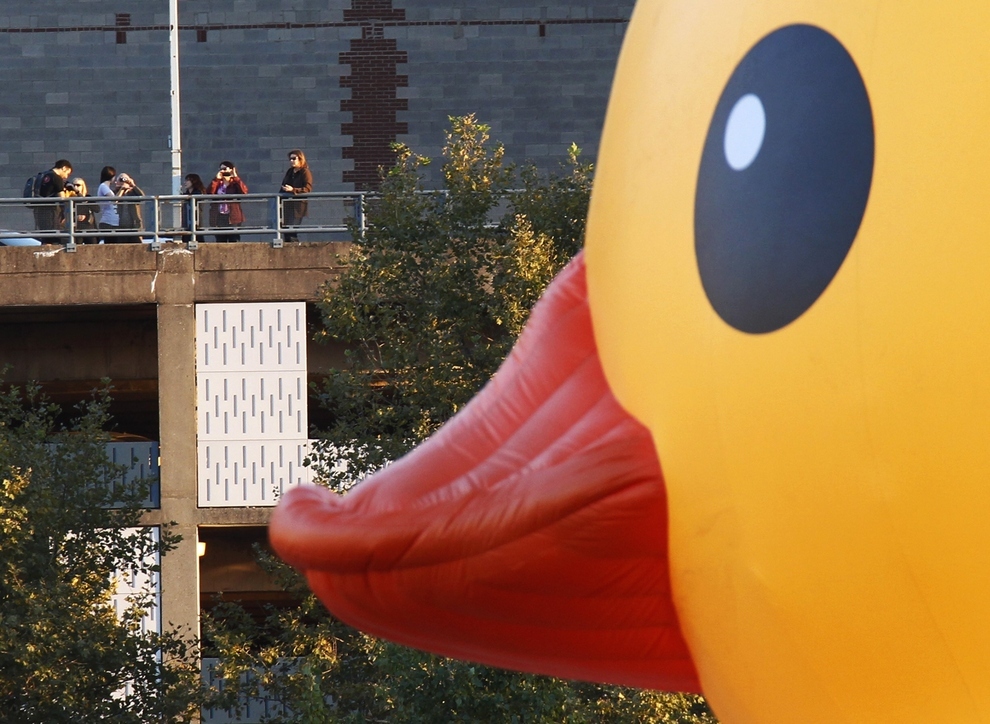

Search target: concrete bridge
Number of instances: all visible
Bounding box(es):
[0,241,349,678]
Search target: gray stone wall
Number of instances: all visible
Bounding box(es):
[0,1,632,198]
[397,2,632,180]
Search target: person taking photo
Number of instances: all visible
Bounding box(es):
[207,161,248,243]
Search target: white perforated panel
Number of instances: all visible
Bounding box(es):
[199,441,311,505]
[110,527,161,700]
[110,527,161,636]
[197,302,312,507]
[197,304,306,372]
[198,372,307,439]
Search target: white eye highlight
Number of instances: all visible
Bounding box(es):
[723,93,766,171]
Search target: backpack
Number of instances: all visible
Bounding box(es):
[22,172,45,198]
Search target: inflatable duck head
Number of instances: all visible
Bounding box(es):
[273,2,990,721]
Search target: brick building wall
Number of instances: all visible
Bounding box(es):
[340,1,409,190]
[0,1,632,197]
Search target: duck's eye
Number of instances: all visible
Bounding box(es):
[694,24,874,334]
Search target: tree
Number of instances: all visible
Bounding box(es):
[312,115,591,485]
[0,380,202,723]
[204,116,717,722]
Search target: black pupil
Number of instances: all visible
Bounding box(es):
[694,24,874,334]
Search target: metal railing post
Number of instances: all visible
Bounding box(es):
[65,197,77,252]
[150,198,163,251]
[272,194,284,248]
[188,197,199,250]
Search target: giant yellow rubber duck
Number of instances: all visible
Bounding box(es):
[272,1,990,721]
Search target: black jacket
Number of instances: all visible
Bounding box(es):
[280,166,313,221]
[118,187,145,230]
[37,169,66,198]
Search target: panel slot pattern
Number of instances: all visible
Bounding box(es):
[107,441,160,508]
[196,303,312,507]
[199,373,308,439]
[199,441,311,506]
[198,304,305,373]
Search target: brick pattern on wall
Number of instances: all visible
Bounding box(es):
[340,1,409,190]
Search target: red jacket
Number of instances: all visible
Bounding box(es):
[207,177,248,226]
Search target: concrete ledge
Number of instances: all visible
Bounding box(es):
[141,505,275,528]
[194,242,349,302]
[0,242,349,307]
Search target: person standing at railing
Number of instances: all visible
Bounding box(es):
[64,178,98,243]
[279,149,312,243]
[96,166,118,244]
[181,173,206,243]
[114,173,144,244]
[32,159,73,240]
[207,161,248,243]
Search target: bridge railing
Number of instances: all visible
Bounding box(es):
[0,191,369,251]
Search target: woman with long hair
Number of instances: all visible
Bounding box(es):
[279,149,312,243]
[64,177,98,243]
[96,165,118,244]
[113,173,145,244]
[181,173,207,243]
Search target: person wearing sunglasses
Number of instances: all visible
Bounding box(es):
[63,178,98,243]
[279,149,312,243]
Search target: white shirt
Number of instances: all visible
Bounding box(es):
[97,181,119,226]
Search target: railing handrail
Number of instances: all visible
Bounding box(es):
[0,190,373,252]
[0,187,527,252]
[0,190,371,202]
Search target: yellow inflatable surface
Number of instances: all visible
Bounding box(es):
[587,1,990,721]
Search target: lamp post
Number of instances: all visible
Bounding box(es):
[168,0,182,195]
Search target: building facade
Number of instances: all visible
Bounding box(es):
[0,1,632,197]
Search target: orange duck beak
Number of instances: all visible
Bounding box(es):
[270,251,701,693]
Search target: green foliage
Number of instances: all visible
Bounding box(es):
[205,586,714,723]
[205,116,716,723]
[0,380,201,723]
[359,642,714,724]
[311,114,593,487]
[203,589,378,723]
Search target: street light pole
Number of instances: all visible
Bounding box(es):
[168,0,182,195]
